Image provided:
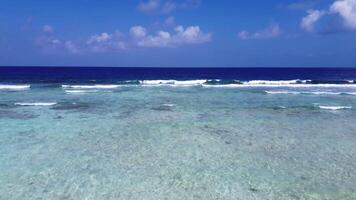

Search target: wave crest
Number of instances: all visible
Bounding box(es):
[318,106,352,110]
[15,102,57,106]
[62,85,120,89]
[0,85,30,90]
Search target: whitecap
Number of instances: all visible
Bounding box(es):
[65,90,99,94]
[303,92,341,95]
[265,91,301,94]
[343,92,356,95]
[203,84,356,88]
[201,84,243,88]
[245,80,303,85]
[265,91,356,95]
[14,102,57,106]
[318,106,352,110]
[173,80,206,86]
[162,103,175,107]
[141,80,206,86]
[62,85,120,89]
[0,84,30,90]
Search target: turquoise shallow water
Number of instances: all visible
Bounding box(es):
[1,84,356,199]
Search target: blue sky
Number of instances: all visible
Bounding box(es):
[0,0,355,67]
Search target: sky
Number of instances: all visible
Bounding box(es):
[0,0,355,67]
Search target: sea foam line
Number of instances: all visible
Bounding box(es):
[264,91,356,95]
[14,102,57,106]
[318,106,352,110]
[203,84,356,88]
[61,80,356,88]
[65,90,99,94]
[0,84,31,90]
[62,85,120,89]
[265,91,301,95]
[141,80,206,86]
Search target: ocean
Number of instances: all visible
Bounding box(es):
[1,67,356,199]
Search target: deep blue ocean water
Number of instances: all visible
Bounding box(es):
[1,67,356,83]
[1,67,356,199]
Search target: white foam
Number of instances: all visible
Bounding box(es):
[304,92,342,95]
[205,79,356,88]
[265,91,356,95]
[265,91,301,94]
[65,90,99,94]
[318,106,352,110]
[0,84,30,90]
[141,80,206,86]
[245,80,304,85]
[163,103,175,107]
[201,84,243,88]
[343,92,356,95]
[61,80,356,89]
[14,102,57,106]
[62,85,120,89]
[277,106,287,109]
[174,80,206,85]
[203,84,356,88]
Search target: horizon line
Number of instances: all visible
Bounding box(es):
[1,66,356,69]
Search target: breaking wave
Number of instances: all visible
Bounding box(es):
[0,84,30,90]
[62,85,121,89]
[8,79,356,90]
[65,90,99,94]
[264,91,356,95]
[140,80,206,86]
[14,102,57,106]
[318,106,352,110]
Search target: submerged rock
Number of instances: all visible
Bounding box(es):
[0,110,38,120]
[152,104,175,111]
[249,187,259,192]
[0,103,15,109]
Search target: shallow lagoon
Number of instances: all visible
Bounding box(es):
[1,84,356,199]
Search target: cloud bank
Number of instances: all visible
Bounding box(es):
[130,25,211,47]
[39,24,211,54]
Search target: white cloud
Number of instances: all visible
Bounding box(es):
[297,0,356,32]
[137,0,200,14]
[301,10,325,32]
[40,31,126,54]
[87,32,112,43]
[330,0,356,30]
[43,25,54,33]
[51,39,62,45]
[174,26,211,43]
[130,26,147,38]
[237,31,250,40]
[64,41,80,54]
[138,0,161,12]
[237,24,281,40]
[86,32,126,52]
[136,31,172,47]
[131,25,211,47]
[38,23,209,53]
